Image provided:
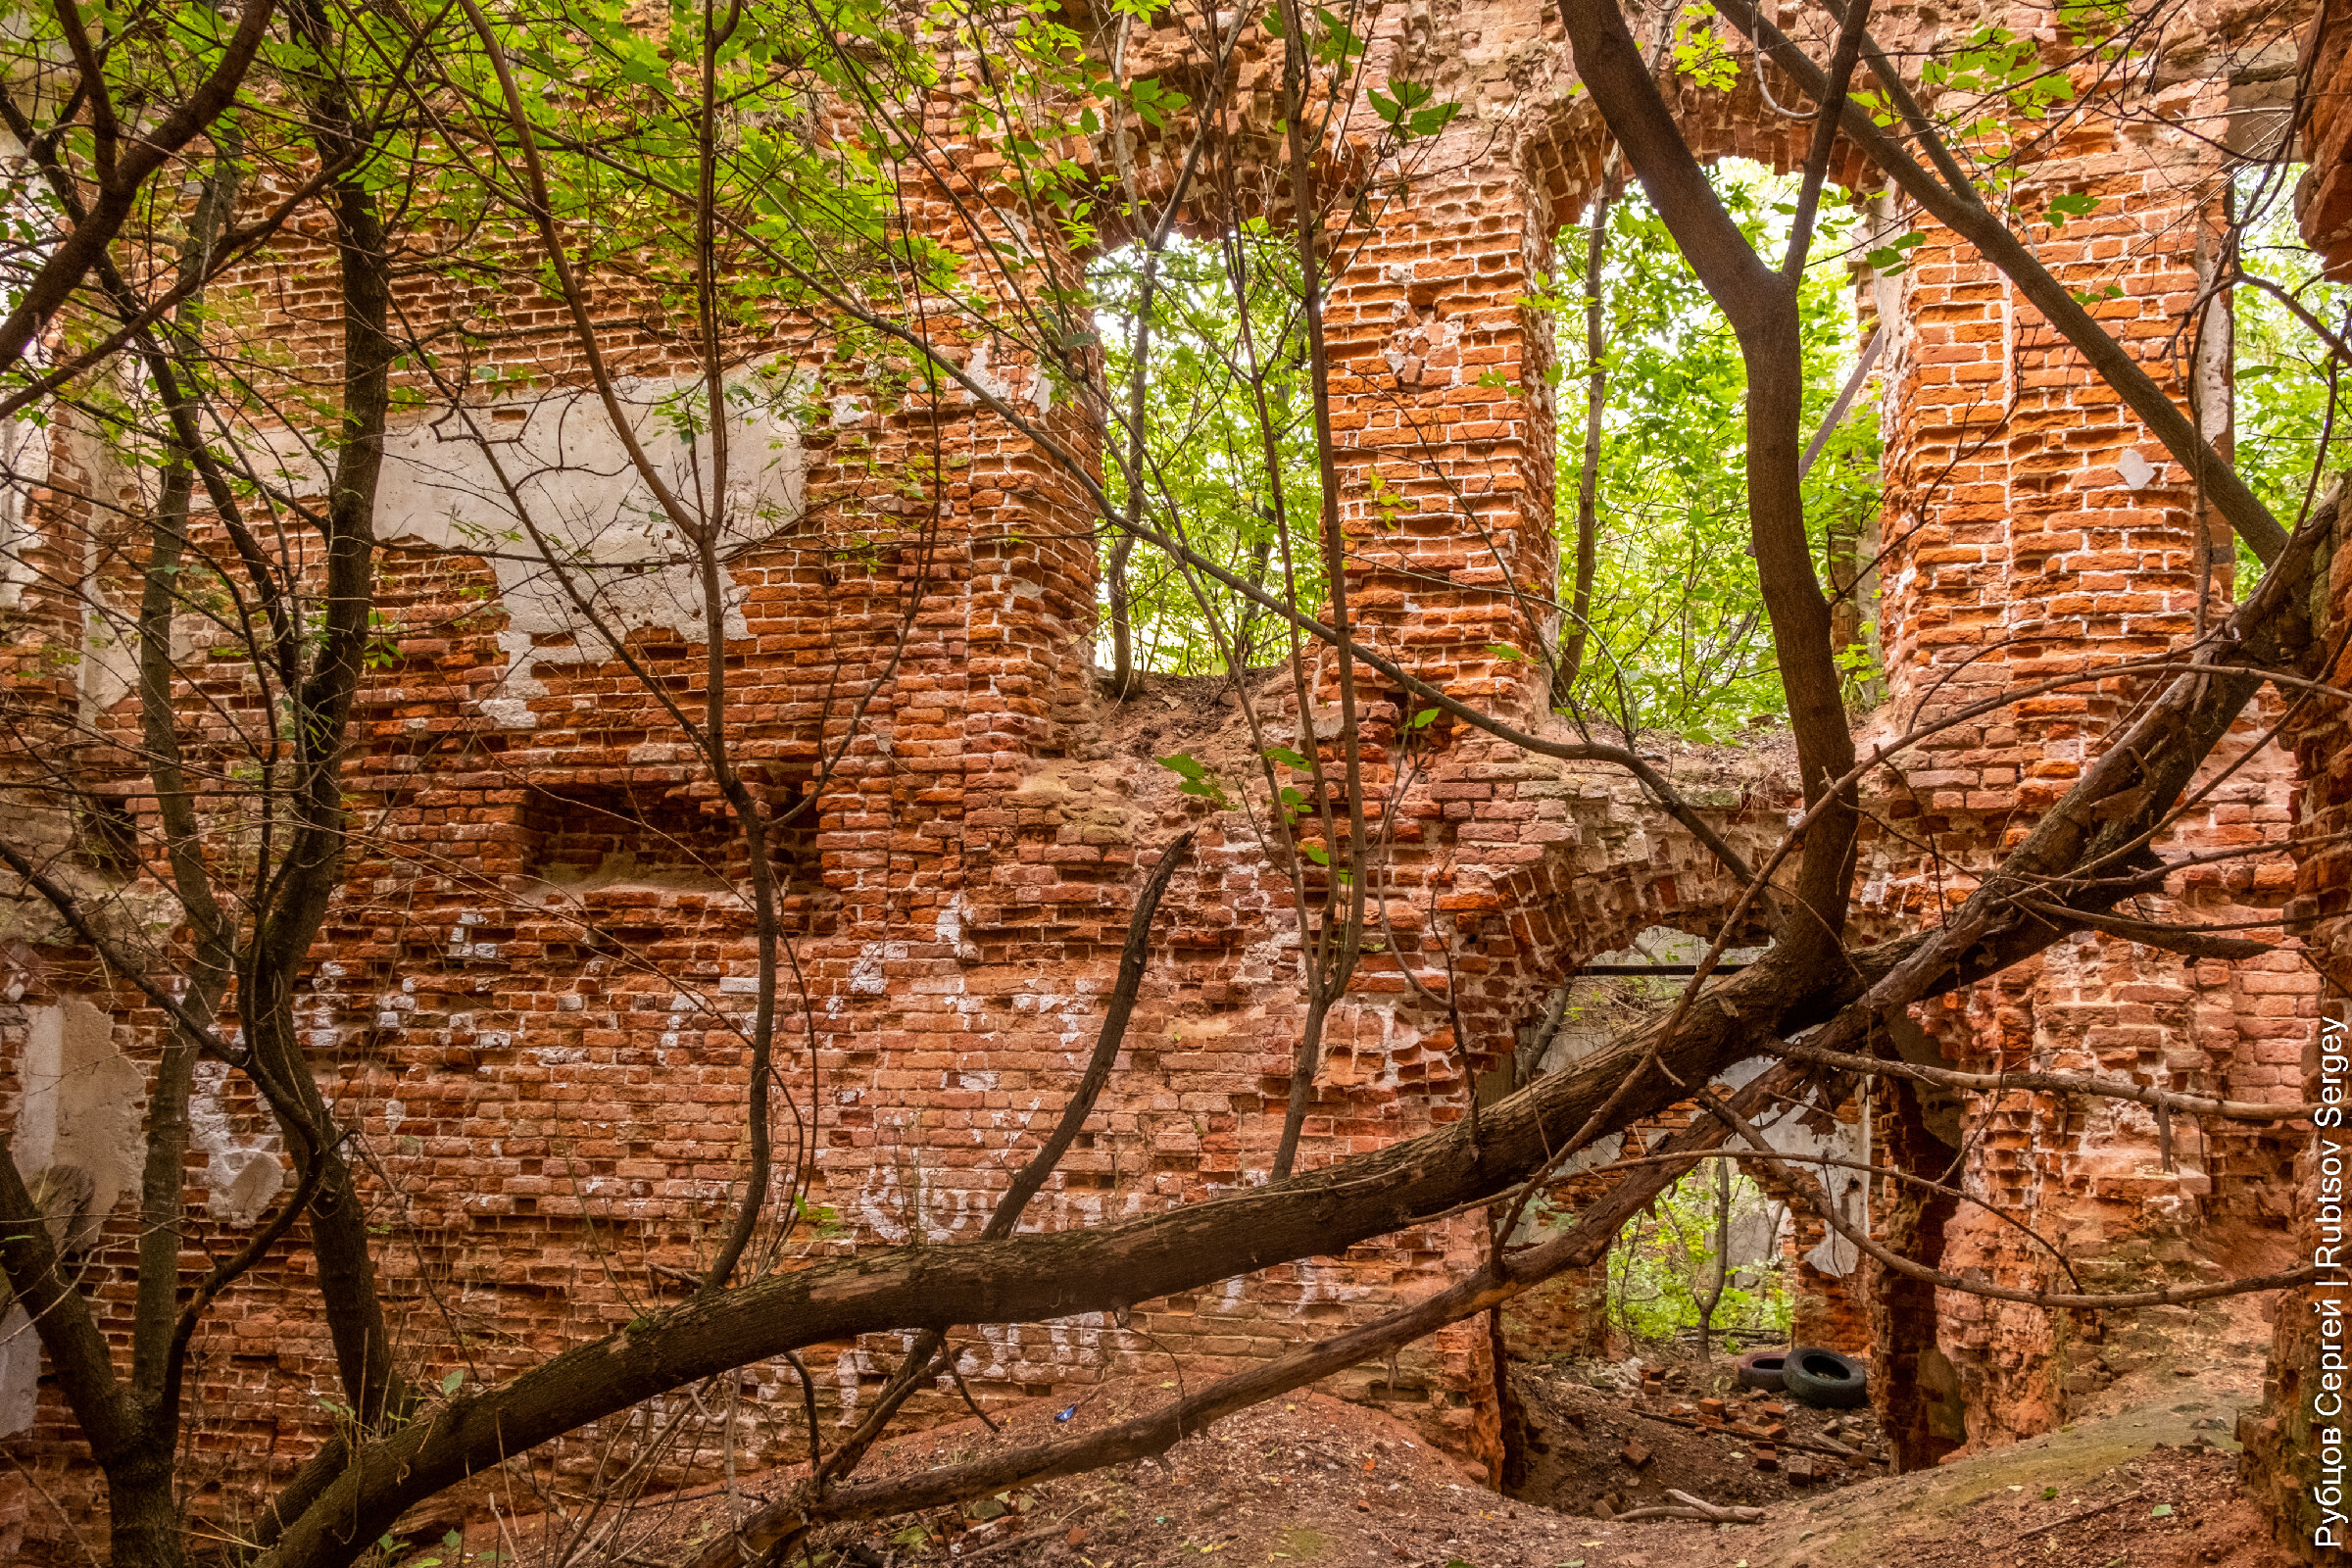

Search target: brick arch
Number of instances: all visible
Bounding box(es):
[1051,3,1909,742]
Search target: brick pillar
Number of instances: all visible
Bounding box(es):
[1868,1078,1963,1471]
[1875,123,2227,765]
[1318,156,1561,725]
[1857,57,2312,1458]
[2262,505,2352,1561]
[796,153,1113,1259]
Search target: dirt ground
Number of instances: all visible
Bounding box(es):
[577,1347,2285,1568]
[546,1297,2292,1568]
[1509,1354,1890,1519]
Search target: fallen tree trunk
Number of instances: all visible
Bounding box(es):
[690,1066,1820,1564]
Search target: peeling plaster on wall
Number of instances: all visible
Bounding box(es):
[11,998,142,1250]
[959,340,1012,406]
[367,375,803,728]
[1,999,142,1438]
[1716,1054,1871,1279]
[0,412,48,612]
[190,1059,285,1226]
[0,1309,35,1438]
[857,1161,910,1245]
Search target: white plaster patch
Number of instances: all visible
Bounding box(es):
[857,1163,909,1244]
[961,340,1012,406]
[849,943,889,998]
[190,1058,286,1226]
[13,998,145,1249]
[0,410,48,612]
[0,1307,35,1438]
[361,374,804,727]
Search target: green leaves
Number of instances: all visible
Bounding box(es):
[1920,23,2075,118]
[1553,162,1882,738]
[1128,76,1191,129]
[1092,226,1321,676]
[1606,1163,1791,1347]
[1155,752,1233,810]
[1369,79,1461,139]
[399,1529,466,1568]
[1670,4,1738,92]
[2059,0,2132,52]
[2232,165,2350,560]
[2044,192,2100,228]
[1866,231,1927,275]
[1309,7,1368,67]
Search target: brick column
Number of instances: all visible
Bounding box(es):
[1858,63,2310,1455]
[1873,97,2230,788]
[1318,156,1561,725]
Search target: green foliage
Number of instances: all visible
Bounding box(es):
[1669,4,1739,94]
[1864,230,1927,275]
[1841,5,2137,200]
[2044,192,2100,228]
[1155,751,1233,810]
[1552,162,1882,740]
[1369,79,1461,139]
[1920,23,2075,120]
[1606,1168,1790,1349]
[375,1528,479,1568]
[1095,228,1323,674]
[2058,0,2133,51]
[2233,166,2351,583]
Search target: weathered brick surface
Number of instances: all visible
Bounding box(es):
[1843,18,2312,1463]
[2247,604,2348,1560]
[2258,25,2352,1540]
[0,2,2326,1556]
[2303,0,2352,276]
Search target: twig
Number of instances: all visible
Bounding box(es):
[1614,1505,1749,1523]
[1770,1042,2313,1124]
[1658,1489,1764,1522]
[2010,895,2272,960]
[947,1527,1043,1563]
[945,1357,1001,1435]
[2018,1488,2146,1539]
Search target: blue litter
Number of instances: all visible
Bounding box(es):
[1055,1405,1078,1422]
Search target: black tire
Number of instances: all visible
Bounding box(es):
[1784,1347,1869,1409]
[1735,1349,1787,1391]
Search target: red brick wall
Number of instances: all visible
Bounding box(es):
[1851,34,2309,1459]
[2256,14,2352,1555]
[2302,0,2352,277]
[0,4,2324,1556]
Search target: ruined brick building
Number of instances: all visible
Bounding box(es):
[1,0,2346,1560]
